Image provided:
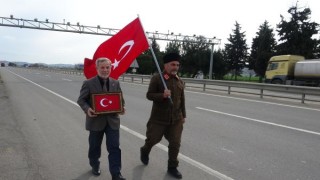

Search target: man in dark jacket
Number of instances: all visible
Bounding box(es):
[77,58,126,180]
[140,52,186,179]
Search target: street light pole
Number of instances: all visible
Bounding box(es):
[209,43,214,79]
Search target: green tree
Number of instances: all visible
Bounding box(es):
[136,53,155,74]
[249,21,277,82]
[225,21,249,80]
[165,41,181,54]
[136,38,163,74]
[316,38,320,58]
[181,36,211,77]
[212,49,228,79]
[276,4,319,58]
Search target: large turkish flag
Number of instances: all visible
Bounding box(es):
[84,18,149,79]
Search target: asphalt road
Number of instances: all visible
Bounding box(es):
[1,67,320,180]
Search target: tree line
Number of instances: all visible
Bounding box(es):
[134,3,320,82]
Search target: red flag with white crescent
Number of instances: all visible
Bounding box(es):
[84,18,149,79]
[93,93,123,113]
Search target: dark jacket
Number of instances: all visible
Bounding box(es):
[77,76,124,131]
[147,73,186,125]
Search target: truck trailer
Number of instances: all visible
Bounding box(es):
[265,55,320,86]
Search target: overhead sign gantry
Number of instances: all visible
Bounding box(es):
[0,15,221,78]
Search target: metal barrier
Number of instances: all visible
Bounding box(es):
[26,68,320,104]
[119,74,320,104]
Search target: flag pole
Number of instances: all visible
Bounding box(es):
[137,16,173,104]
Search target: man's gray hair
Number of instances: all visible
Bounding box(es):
[96,57,112,67]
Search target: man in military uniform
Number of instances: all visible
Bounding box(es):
[140,52,186,179]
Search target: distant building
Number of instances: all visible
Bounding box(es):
[75,64,84,70]
[0,60,9,67]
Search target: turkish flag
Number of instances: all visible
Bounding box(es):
[84,18,149,79]
[92,93,123,114]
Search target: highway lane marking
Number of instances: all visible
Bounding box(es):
[62,78,72,81]
[8,69,79,107]
[7,69,234,180]
[197,107,320,136]
[121,125,233,180]
[189,91,320,112]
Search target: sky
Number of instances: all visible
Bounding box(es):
[0,0,319,65]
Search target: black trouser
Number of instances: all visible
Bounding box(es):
[88,125,121,175]
[141,121,183,168]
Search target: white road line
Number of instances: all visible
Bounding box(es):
[196,106,320,136]
[62,78,72,81]
[7,69,233,180]
[121,125,233,180]
[188,91,320,112]
[9,70,78,107]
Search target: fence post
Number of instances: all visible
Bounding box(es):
[260,89,263,99]
[301,94,306,104]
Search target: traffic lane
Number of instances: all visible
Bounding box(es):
[0,74,32,180]
[119,78,320,135]
[7,68,320,145]
[2,69,224,180]
[114,83,233,179]
[185,90,320,134]
[4,68,152,140]
[6,68,320,179]
[182,105,320,180]
[1,69,89,179]
[119,83,320,179]
[120,126,223,180]
[6,67,85,102]
[119,82,319,140]
[90,77,320,179]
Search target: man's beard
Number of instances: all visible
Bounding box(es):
[171,70,178,75]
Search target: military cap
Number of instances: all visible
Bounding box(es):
[163,52,181,64]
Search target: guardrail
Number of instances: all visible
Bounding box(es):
[119,74,320,104]
[26,67,320,104]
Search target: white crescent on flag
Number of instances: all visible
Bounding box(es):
[100,98,112,107]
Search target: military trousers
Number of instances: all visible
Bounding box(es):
[141,120,184,168]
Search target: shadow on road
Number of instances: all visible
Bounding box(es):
[72,170,92,180]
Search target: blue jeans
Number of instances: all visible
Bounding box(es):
[88,125,121,175]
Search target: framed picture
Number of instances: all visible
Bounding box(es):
[91,92,123,114]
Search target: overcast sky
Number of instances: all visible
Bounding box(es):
[1,0,319,64]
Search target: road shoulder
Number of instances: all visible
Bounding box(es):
[0,73,39,179]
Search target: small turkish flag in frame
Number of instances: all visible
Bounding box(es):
[92,92,123,114]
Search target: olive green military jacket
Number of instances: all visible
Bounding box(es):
[146,73,186,125]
